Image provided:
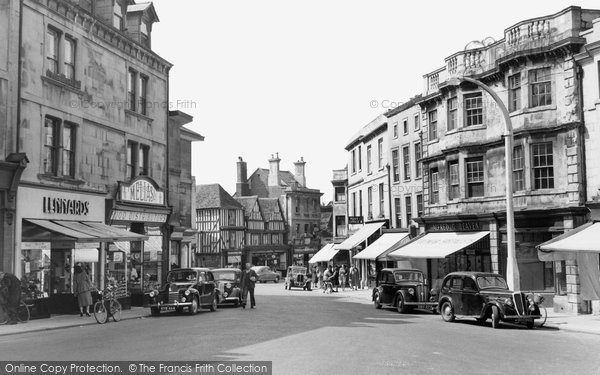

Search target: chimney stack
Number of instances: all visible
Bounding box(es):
[268,153,281,187]
[236,157,250,196]
[294,157,306,187]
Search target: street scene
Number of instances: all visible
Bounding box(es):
[2,0,600,374]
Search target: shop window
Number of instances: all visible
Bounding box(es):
[464,92,483,127]
[529,67,552,107]
[466,157,484,197]
[513,145,525,192]
[532,142,554,189]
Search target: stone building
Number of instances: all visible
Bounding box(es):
[395,6,600,313]
[5,0,181,313]
[331,167,348,241]
[235,155,322,267]
[167,111,204,269]
[384,97,424,231]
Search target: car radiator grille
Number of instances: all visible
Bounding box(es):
[168,292,179,304]
[513,292,526,315]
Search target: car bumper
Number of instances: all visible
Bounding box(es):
[503,314,541,320]
[219,297,241,303]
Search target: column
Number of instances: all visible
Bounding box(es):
[489,220,499,274]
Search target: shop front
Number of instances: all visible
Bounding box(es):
[249,248,288,274]
[353,231,410,276]
[107,177,170,307]
[16,186,147,316]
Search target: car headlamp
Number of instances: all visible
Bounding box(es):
[184,290,191,296]
[223,292,228,298]
[181,297,186,302]
[505,297,513,306]
[408,288,415,295]
[225,283,231,289]
[149,291,155,298]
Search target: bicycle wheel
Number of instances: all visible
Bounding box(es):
[16,302,30,323]
[538,306,548,327]
[94,301,108,324]
[110,299,122,322]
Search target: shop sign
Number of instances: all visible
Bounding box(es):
[113,252,123,262]
[21,242,50,251]
[348,216,364,225]
[427,222,483,232]
[42,196,89,216]
[74,248,99,263]
[228,255,241,263]
[119,178,165,205]
[110,210,168,223]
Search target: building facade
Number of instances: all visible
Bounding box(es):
[195,184,245,268]
[415,6,600,313]
[235,155,322,267]
[2,0,188,313]
[331,167,348,241]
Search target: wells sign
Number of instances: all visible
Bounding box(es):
[119,177,165,205]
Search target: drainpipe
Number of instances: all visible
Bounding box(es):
[386,164,393,228]
[575,63,587,205]
[16,0,24,153]
[164,66,172,280]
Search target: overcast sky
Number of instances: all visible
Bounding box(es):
[151,0,599,202]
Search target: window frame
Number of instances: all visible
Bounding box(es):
[377,138,383,170]
[405,195,412,227]
[430,168,439,204]
[403,118,408,135]
[448,160,460,200]
[513,145,525,192]
[391,148,400,183]
[378,183,385,217]
[366,145,372,174]
[367,187,373,219]
[414,142,422,179]
[531,142,554,190]
[428,110,438,141]
[46,28,60,74]
[351,149,356,174]
[138,144,149,176]
[43,116,60,175]
[61,122,76,177]
[464,92,483,127]
[466,157,485,198]
[508,73,521,112]
[393,122,398,139]
[139,74,149,116]
[394,197,402,228]
[358,145,362,172]
[402,145,410,181]
[63,36,76,80]
[529,67,552,108]
[416,194,423,217]
[414,114,420,131]
[127,69,137,112]
[126,141,137,179]
[447,95,458,132]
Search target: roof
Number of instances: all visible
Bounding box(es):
[196,184,243,210]
[235,196,259,213]
[384,95,422,118]
[180,126,204,142]
[345,114,388,150]
[257,198,282,220]
[127,2,159,22]
[251,168,299,188]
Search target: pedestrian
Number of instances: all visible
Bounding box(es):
[332,266,340,292]
[240,263,258,309]
[317,267,323,289]
[0,271,21,325]
[73,264,93,317]
[323,266,333,293]
[339,265,347,292]
[350,265,360,290]
[311,266,318,288]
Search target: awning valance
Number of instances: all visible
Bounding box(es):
[336,222,385,250]
[24,219,148,243]
[354,232,410,260]
[309,244,339,264]
[388,231,489,259]
[538,222,600,254]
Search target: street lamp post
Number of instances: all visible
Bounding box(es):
[449,76,520,291]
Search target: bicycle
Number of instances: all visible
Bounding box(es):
[93,286,122,324]
[0,301,31,324]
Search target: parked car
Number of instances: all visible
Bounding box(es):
[147,268,219,316]
[285,266,311,290]
[251,266,281,283]
[437,272,543,329]
[212,268,242,307]
[372,268,437,313]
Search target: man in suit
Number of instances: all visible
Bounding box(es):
[240,263,258,309]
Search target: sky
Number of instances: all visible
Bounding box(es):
[150,0,600,202]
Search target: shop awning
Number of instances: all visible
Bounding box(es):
[538,222,600,254]
[388,231,490,259]
[309,243,339,264]
[25,219,148,243]
[336,222,385,250]
[354,232,410,260]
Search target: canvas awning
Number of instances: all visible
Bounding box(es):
[538,222,600,257]
[336,222,385,250]
[354,232,410,260]
[24,219,148,243]
[309,243,339,264]
[388,231,489,259]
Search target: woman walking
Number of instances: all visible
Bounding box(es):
[73,264,93,317]
[350,265,360,290]
[339,265,347,291]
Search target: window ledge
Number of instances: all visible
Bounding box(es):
[41,74,87,98]
[460,125,486,132]
[445,129,459,136]
[427,139,439,145]
[37,174,85,186]
[510,104,557,117]
[125,109,154,124]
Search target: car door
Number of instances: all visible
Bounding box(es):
[205,272,216,302]
[449,276,465,314]
[380,271,396,305]
[461,276,480,316]
[197,271,208,304]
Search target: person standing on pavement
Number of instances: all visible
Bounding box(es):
[332,266,340,292]
[73,264,93,317]
[0,271,21,325]
[241,263,258,309]
[323,266,333,293]
[339,265,347,291]
[350,265,360,290]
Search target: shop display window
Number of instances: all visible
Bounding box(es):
[21,247,51,299]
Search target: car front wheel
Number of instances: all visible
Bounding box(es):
[374,293,382,309]
[275,277,280,283]
[209,295,217,312]
[188,297,198,315]
[491,305,500,329]
[396,296,407,314]
[441,302,455,322]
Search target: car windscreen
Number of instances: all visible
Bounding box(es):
[392,271,423,282]
[476,276,508,290]
[213,272,239,281]
[167,270,198,282]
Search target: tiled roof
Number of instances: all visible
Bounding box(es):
[196,184,242,210]
[258,198,283,221]
[235,196,259,213]
[251,168,300,187]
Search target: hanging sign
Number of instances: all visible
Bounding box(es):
[119,177,165,205]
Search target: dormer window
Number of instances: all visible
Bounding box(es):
[113,2,123,30]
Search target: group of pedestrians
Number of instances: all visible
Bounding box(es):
[312,265,360,293]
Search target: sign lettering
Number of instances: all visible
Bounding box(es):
[120,179,164,205]
[110,210,168,223]
[427,222,483,232]
[42,197,90,216]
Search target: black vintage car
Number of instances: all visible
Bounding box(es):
[147,268,219,316]
[372,268,437,313]
[437,272,543,329]
[212,268,242,307]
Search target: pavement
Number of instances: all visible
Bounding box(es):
[1,285,600,337]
